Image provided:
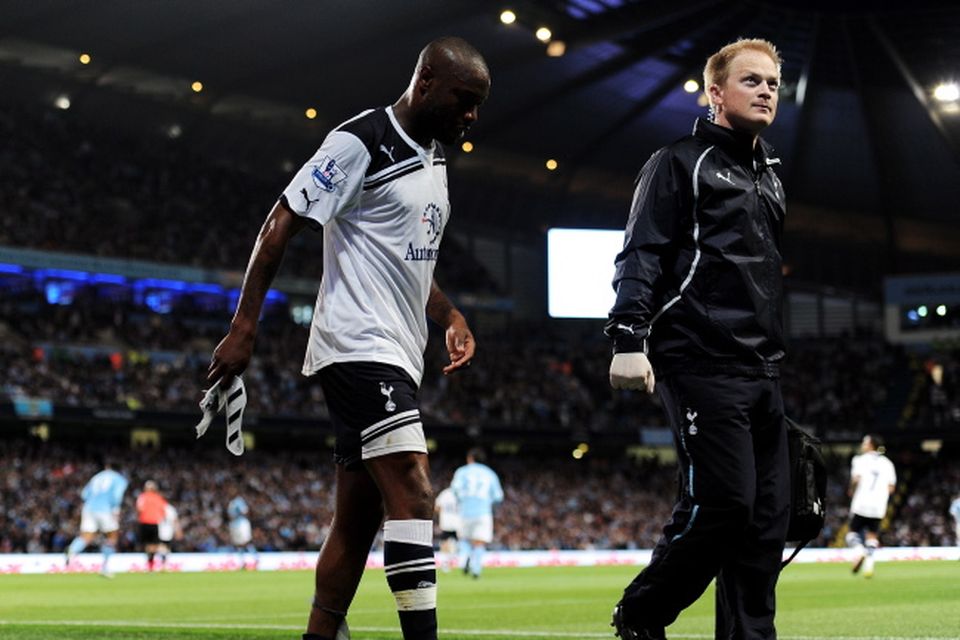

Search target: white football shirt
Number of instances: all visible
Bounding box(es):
[158,504,178,542]
[281,106,448,385]
[435,487,460,533]
[850,452,896,519]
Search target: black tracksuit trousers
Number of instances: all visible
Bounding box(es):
[620,372,790,640]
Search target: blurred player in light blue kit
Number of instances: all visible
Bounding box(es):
[451,448,503,579]
[65,461,128,577]
[228,491,258,570]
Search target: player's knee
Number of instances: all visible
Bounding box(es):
[845,531,862,547]
[369,453,433,519]
[387,476,433,519]
[406,484,434,520]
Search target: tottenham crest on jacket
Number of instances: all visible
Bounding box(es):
[606,117,786,378]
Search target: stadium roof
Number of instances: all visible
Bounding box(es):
[1,0,959,246]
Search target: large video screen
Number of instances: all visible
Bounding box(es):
[547,228,624,319]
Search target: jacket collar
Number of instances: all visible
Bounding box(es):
[692,117,777,167]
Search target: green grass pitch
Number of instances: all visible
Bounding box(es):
[1,562,957,639]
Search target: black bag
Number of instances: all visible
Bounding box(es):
[782,417,827,567]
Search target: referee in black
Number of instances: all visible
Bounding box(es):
[606,38,790,640]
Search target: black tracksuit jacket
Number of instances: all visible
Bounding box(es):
[605,117,786,378]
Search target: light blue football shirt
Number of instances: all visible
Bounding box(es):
[228,497,249,523]
[451,462,503,519]
[950,497,960,523]
[81,469,128,513]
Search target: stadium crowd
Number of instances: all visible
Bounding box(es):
[3,103,959,562]
[1,280,920,434]
[0,104,500,294]
[0,308,924,433]
[885,452,960,547]
[4,103,948,437]
[912,351,960,429]
[2,437,957,555]
[0,438,679,554]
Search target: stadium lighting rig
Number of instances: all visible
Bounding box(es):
[497,8,561,55]
[933,82,959,102]
[904,303,953,326]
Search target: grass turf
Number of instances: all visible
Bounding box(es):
[1,562,958,639]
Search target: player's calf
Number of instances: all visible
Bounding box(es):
[845,531,866,573]
[383,519,437,640]
[862,538,879,577]
[303,605,350,640]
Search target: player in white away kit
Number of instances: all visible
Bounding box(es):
[451,448,503,579]
[65,462,128,577]
[846,434,896,577]
[227,494,258,570]
[434,484,460,572]
[206,37,489,640]
[157,502,182,570]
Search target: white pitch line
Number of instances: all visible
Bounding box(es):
[3,621,606,637]
[0,620,954,640]
[175,596,616,622]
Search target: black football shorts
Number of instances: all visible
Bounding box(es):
[317,361,426,469]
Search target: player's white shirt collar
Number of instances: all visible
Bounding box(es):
[386,106,436,164]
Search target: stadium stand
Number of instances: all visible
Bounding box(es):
[2,92,960,562]
[2,436,956,554]
[0,104,501,294]
[1,280,915,434]
[4,264,955,440]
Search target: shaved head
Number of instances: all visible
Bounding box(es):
[396,37,491,146]
[416,37,489,85]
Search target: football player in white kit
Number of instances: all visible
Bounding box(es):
[157,501,182,571]
[207,37,489,640]
[434,484,460,572]
[846,434,896,577]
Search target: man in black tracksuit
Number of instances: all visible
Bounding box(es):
[606,39,789,640]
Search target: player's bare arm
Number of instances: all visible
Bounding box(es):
[426,279,475,374]
[208,201,307,385]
